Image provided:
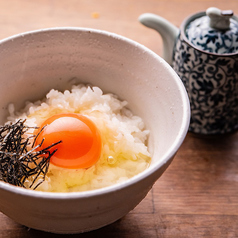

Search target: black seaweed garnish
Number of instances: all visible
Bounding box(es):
[0,119,61,190]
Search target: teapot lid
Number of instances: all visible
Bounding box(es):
[185,7,238,54]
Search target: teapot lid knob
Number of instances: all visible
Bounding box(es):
[206,7,233,30]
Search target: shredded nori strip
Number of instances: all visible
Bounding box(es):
[0,119,61,189]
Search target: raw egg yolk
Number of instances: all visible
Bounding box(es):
[35,113,101,169]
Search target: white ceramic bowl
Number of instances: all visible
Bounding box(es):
[0,28,190,234]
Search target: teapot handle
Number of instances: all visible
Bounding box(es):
[139,13,179,65]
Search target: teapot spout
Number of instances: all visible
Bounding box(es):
[139,13,179,65]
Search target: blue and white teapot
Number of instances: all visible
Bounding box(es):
[139,7,238,135]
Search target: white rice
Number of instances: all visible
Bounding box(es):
[7,84,151,192]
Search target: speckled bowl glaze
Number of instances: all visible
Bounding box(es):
[0,28,190,234]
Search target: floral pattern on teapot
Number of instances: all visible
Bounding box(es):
[186,16,238,54]
[172,34,238,134]
[139,7,238,134]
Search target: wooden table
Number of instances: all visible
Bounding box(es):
[0,0,237,237]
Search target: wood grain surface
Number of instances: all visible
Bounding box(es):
[0,0,237,237]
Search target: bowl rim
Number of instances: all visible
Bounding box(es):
[0,27,190,199]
